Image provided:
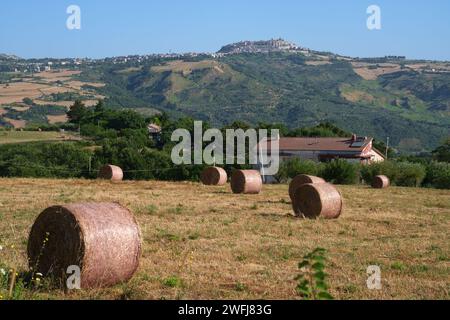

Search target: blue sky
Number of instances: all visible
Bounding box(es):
[0,0,449,60]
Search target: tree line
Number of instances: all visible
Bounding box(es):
[0,100,449,189]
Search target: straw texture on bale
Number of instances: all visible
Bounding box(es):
[27,202,141,288]
[230,170,263,194]
[372,175,390,189]
[292,183,343,219]
[289,174,326,201]
[200,167,227,186]
[98,165,123,181]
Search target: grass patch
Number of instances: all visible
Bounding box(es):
[235,282,247,292]
[391,262,407,271]
[157,229,181,242]
[162,276,183,288]
[144,204,158,215]
[188,232,200,240]
[168,204,184,215]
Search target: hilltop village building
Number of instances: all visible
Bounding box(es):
[217,38,306,55]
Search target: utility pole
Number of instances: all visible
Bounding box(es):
[259,141,266,184]
[385,137,390,160]
[88,156,92,174]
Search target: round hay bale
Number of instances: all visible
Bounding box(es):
[289,174,326,201]
[293,183,343,219]
[372,175,390,189]
[230,170,262,194]
[200,167,227,186]
[98,165,123,181]
[27,202,142,288]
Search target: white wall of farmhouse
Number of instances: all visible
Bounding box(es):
[280,150,321,162]
[279,150,364,162]
[368,150,385,163]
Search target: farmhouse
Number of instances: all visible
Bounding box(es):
[147,123,162,135]
[257,135,385,182]
[147,123,162,145]
[262,135,385,164]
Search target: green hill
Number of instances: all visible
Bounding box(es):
[93,51,449,152]
[1,43,449,152]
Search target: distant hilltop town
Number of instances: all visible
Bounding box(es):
[0,39,310,72]
[217,38,309,55]
[3,38,443,73]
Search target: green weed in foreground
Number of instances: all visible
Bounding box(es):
[295,247,333,300]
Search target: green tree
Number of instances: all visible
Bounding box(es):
[94,99,105,114]
[432,138,450,163]
[67,100,87,124]
[22,97,33,105]
[106,110,146,130]
[93,99,105,122]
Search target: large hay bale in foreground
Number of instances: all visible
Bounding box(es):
[200,167,227,186]
[293,183,343,219]
[230,170,262,194]
[289,174,326,201]
[27,202,142,288]
[372,175,390,189]
[98,165,123,181]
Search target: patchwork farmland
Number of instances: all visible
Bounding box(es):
[0,178,448,300]
[0,69,105,128]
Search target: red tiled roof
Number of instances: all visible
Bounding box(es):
[261,136,372,152]
[147,123,162,133]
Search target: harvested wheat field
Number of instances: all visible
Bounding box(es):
[2,118,27,128]
[46,114,69,124]
[351,62,402,80]
[0,178,448,300]
[0,69,105,106]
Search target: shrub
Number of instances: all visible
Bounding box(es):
[0,142,92,178]
[360,161,397,184]
[424,161,450,189]
[361,161,426,187]
[275,158,320,183]
[320,159,359,185]
[394,162,426,187]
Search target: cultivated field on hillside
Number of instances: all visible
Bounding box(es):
[0,131,81,144]
[0,178,448,300]
[0,69,105,128]
[151,60,223,75]
[0,70,105,105]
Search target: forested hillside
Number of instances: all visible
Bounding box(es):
[1,47,449,152]
[88,53,449,152]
